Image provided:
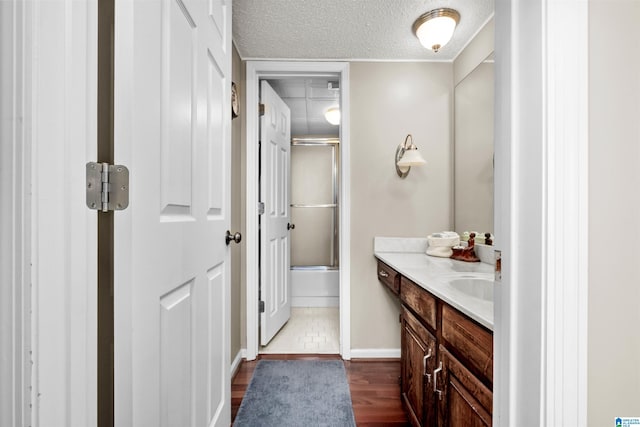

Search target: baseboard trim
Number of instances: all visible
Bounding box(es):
[349,348,401,359]
[230,348,246,380]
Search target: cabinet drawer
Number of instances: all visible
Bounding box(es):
[400,276,437,330]
[442,304,493,384]
[377,260,400,295]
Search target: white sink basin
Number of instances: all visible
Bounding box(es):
[448,277,494,301]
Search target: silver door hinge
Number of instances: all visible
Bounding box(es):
[86,162,129,212]
[259,103,265,116]
[258,201,265,215]
[259,301,265,313]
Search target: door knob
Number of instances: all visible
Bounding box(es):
[225,230,242,245]
[287,223,295,230]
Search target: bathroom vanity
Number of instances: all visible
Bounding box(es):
[374,237,494,427]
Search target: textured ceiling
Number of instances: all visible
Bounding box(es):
[233,0,494,61]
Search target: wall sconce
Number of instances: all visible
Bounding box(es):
[324,107,340,125]
[396,134,426,178]
[412,8,460,53]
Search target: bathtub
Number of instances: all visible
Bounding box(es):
[290,266,339,307]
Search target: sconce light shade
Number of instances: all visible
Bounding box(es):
[324,107,341,125]
[396,134,426,178]
[397,148,426,168]
[412,8,460,53]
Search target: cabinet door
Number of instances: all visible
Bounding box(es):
[436,346,492,427]
[401,307,437,427]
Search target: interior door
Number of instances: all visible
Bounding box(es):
[113,0,232,426]
[260,81,292,345]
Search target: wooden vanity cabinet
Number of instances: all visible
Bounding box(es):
[377,260,400,295]
[401,307,437,427]
[376,260,493,427]
[436,307,493,427]
[437,346,492,427]
[400,276,437,330]
[441,305,493,385]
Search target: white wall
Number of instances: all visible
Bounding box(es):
[588,1,640,424]
[350,62,453,350]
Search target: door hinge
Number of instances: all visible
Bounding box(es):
[86,162,130,212]
[259,103,265,116]
[259,300,265,313]
[258,201,265,215]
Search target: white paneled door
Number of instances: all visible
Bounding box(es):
[260,81,292,345]
[113,0,232,426]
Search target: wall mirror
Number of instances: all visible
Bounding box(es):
[454,52,494,235]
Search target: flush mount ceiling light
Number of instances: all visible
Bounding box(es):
[324,107,340,125]
[396,134,426,178]
[412,8,460,53]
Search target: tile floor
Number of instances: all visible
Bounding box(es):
[260,307,340,354]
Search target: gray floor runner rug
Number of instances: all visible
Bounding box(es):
[233,360,356,427]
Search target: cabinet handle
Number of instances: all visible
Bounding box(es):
[378,270,389,278]
[423,349,433,383]
[433,361,443,400]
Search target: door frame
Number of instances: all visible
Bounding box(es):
[2,0,99,425]
[244,61,351,360]
[494,0,588,425]
[1,2,32,424]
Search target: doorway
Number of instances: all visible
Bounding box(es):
[262,134,341,354]
[260,78,341,354]
[245,61,351,361]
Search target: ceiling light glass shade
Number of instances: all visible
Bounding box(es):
[324,107,340,125]
[397,148,426,168]
[413,9,460,53]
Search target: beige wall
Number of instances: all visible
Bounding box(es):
[230,45,246,360]
[588,1,640,424]
[453,18,494,86]
[350,62,453,350]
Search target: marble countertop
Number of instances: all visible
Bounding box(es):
[374,237,495,330]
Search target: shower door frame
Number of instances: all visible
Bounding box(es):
[290,137,340,270]
[244,61,351,361]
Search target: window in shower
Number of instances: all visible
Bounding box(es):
[290,137,339,268]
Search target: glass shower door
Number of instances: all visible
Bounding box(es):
[290,138,339,268]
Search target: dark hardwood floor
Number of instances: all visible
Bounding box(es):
[231,354,410,426]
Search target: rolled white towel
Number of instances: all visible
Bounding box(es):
[426,246,454,258]
[426,232,460,252]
